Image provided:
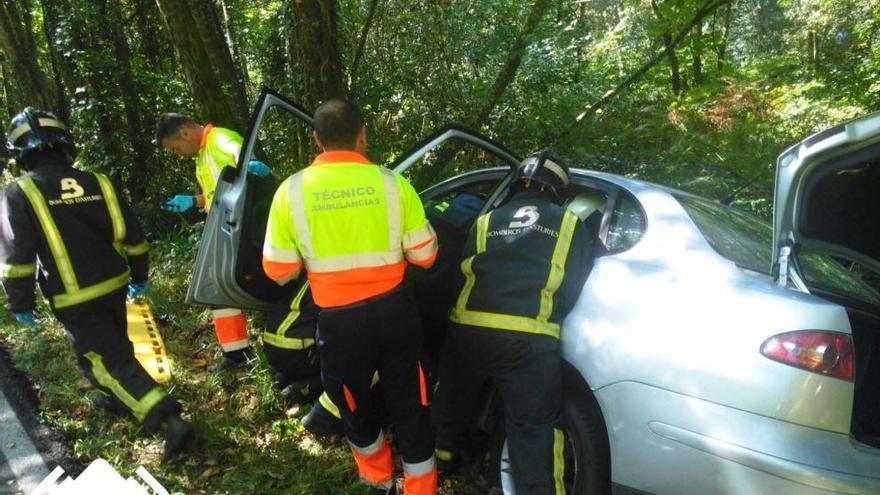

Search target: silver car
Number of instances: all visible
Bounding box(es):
[189,90,880,494]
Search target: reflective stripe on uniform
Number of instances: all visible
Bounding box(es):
[451,309,560,337]
[18,178,79,292]
[83,351,166,422]
[452,210,577,339]
[378,168,401,251]
[212,308,248,351]
[287,173,314,258]
[553,427,565,495]
[318,391,341,419]
[403,455,436,476]
[350,430,386,457]
[19,176,132,308]
[304,250,403,272]
[123,241,149,256]
[349,430,393,488]
[0,262,35,278]
[403,224,435,250]
[8,118,67,143]
[537,211,578,322]
[454,213,491,312]
[53,270,130,309]
[264,282,315,350]
[263,333,314,350]
[95,174,126,249]
[403,455,438,495]
[263,244,301,263]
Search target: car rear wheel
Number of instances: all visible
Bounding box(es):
[491,382,611,494]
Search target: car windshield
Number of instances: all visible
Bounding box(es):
[676,194,880,305]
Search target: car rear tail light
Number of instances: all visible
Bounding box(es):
[760,331,854,381]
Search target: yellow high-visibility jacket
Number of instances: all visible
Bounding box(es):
[262,150,438,308]
[196,124,242,210]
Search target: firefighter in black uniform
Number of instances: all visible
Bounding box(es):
[261,277,345,438]
[433,151,596,494]
[0,108,195,458]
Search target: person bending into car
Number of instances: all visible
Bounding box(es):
[433,150,596,494]
[262,276,350,439]
[0,108,195,458]
[155,113,271,372]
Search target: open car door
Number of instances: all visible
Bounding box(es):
[391,125,522,353]
[392,124,521,210]
[186,89,313,311]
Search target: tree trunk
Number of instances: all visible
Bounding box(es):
[0,0,57,112]
[155,0,249,130]
[100,0,153,202]
[716,1,733,73]
[133,0,167,74]
[472,0,552,128]
[219,0,250,90]
[288,0,345,108]
[692,22,703,85]
[651,0,683,96]
[808,29,819,73]
[38,2,69,120]
[349,0,381,91]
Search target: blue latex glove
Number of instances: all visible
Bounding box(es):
[161,194,195,213]
[247,160,271,177]
[14,311,37,327]
[128,282,148,300]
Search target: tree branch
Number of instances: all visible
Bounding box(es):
[349,0,381,91]
[554,0,730,142]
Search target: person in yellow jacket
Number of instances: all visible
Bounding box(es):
[262,99,438,495]
[155,113,270,371]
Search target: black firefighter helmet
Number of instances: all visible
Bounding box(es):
[515,149,570,196]
[6,107,76,169]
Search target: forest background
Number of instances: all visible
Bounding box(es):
[0,0,878,494]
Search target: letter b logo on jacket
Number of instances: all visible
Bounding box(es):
[60,178,84,200]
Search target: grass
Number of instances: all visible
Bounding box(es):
[0,223,492,494]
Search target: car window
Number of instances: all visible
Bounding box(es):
[423,178,499,211]
[799,253,880,306]
[605,191,646,254]
[249,105,315,177]
[676,195,773,273]
[677,195,880,304]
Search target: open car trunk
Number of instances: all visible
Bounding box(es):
[775,112,880,448]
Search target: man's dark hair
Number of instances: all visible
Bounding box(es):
[155,113,197,145]
[313,99,364,149]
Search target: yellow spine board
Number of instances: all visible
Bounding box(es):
[126,302,172,383]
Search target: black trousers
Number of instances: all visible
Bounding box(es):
[54,289,179,432]
[262,322,320,386]
[434,324,564,495]
[317,286,434,463]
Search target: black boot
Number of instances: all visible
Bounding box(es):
[163,415,197,459]
[207,348,253,373]
[87,391,126,416]
[280,375,322,406]
[301,400,344,440]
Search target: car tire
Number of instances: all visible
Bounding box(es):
[489,372,611,494]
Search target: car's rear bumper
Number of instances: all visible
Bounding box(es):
[595,381,880,495]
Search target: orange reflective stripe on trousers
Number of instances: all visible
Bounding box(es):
[212,308,248,352]
[403,456,437,495]
[350,432,393,489]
